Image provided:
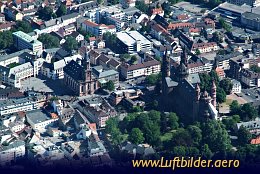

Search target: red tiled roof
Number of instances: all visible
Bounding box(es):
[192,42,217,50]
[177,14,189,20]
[168,22,193,30]
[89,36,96,41]
[84,20,98,27]
[251,137,260,145]
[150,8,163,15]
[189,27,200,33]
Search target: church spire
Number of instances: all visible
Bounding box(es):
[162,48,170,78]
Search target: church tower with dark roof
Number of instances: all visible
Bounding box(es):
[177,47,189,81]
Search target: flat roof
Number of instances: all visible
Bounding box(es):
[242,12,260,20]
[13,31,42,45]
[26,110,50,124]
[128,30,151,45]
[116,31,136,46]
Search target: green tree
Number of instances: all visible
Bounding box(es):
[0,31,13,50]
[106,80,115,91]
[129,128,145,144]
[250,65,260,73]
[130,56,138,64]
[217,87,226,103]
[132,106,143,112]
[105,117,119,134]
[8,63,20,68]
[168,112,179,130]
[171,128,192,147]
[219,18,232,32]
[103,32,117,51]
[148,110,161,124]
[64,36,78,52]
[187,125,202,146]
[219,79,233,95]
[38,33,60,49]
[37,6,55,20]
[56,4,67,17]
[135,1,149,13]
[212,32,223,43]
[106,118,123,145]
[240,103,258,121]
[195,49,201,55]
[110,128,124,145]
[201,120,231,153]
[15,21,33,33]
[230,100,240,115]
[143,121,161,146]
[237,126,252,146]
[145,74,159,85]
[173,146,186,156]
[97,0,104,4]
[222,117,236,130]
[201,144,213,159]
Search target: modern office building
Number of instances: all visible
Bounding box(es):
[116,31,152,53]
[13,31,43,55]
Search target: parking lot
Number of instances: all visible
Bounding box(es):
[174,1,207,13]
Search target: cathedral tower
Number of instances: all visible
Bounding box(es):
[177,47,189,81]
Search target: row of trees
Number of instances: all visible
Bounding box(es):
[37,4,67,21]
[106,111,179,147]
[230,101,258,121]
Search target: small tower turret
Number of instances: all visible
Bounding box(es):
[195,83,200,101]
[211,80,217,108]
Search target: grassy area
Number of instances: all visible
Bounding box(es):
[161,132,173,142]
[225,98,233,105]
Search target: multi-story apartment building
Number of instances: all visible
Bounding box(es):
[116,31,152,53]
[120,57,161,80]
[81,20,116,36]
[191,42,219,54]
[0,62,34,88]
[13,31,43,55]
[33,13,80,34]
[0,140,25,166]
[0,97,36,116]
[0,49,31,67]
[215,52,243,70]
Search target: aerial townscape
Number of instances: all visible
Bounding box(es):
[1,0,260,172]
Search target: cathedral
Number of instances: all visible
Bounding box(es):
[161,47,218,121]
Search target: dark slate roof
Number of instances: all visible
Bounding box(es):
[63,60,84,81]
[70,31,81,38]
[42,62,54,71]
[55,48,70,59]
